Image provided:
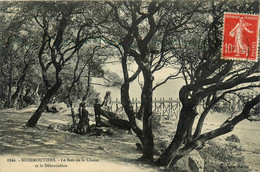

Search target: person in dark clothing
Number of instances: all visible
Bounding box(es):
[78,102,83,119]
[77,102,90,134]
[94,98,104,127]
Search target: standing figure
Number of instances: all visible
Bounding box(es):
[76,102,90,134]
[229,17,253,56]
[78,102,83,119]
[103,91,113,111]
[94,98,104,127]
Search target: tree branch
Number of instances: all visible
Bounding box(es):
[153,69,182,91]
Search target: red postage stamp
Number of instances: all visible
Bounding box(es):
[222,13,259,61]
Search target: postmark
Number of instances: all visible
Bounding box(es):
[221,13,259,61]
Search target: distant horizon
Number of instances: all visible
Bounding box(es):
[93,78,184,102]
[93,60,184,101]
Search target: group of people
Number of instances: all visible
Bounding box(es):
[75,91,112,135]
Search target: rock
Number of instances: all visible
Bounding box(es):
[106,128,114,136]
[189,150,204,172]
[253,149,260,154]
[98,146,105,150]
[48,124,55,130]
[48,124,66,131]
[108,118,130,129]
[90,127,114,136]
[97,146,107,152]
[46,106,59,113]
[47,102,68,113]
[173,156,189,172]
[172,150,204,172]
[225,134,240,143]
[154,140,168,156]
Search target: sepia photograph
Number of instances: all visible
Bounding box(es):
[0,0,259,171]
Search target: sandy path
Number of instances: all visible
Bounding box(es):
[1,107,259,171]
[0,108,160,172]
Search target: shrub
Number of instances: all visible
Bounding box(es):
[199,140,250,172]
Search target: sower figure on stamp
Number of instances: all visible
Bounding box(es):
[76,102,90,134]
[94,98,105,127]
[229,17,253,57]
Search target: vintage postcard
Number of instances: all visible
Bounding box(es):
[0,1,259,172]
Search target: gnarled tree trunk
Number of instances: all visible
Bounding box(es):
[156,105,194,166]
[139,69,154,162]
[26,80,62,127]
[121,82,143,141]
[168,95,260,166]
[121,52,143,143]
[193,106,211,139]
[10,63,29,108]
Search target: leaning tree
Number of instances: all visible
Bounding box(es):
[156,0,259,167]
[23,2,105,127]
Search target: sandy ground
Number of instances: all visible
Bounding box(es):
[0,106,160,172]
[0,105,259,172]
